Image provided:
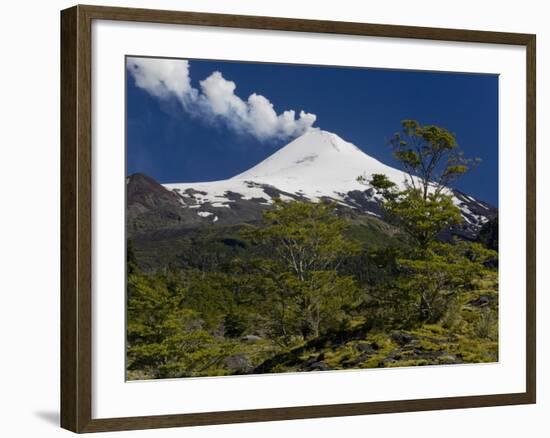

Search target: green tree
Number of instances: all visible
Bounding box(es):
[397,242,496,323]
[359,121,475,248]
[389,119,478,200]
[356,121,491,326]
[247,199,360,340]
[126,271,232,378]
[361,247,419,329]
[364,174,462,250]
[258,199,359,277]
[183,265,272,338]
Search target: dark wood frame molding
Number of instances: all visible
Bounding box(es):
[61,4,536,433]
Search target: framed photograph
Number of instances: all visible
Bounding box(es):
[60,4,536,433]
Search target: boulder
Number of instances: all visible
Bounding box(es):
[307,361,331,371]
[378,358,397,367]
[438,354,460,364]
[224,354,252,373]
[469,296,491,307]
[356,343,376,354]
[391,331,417,346]
[348,353,371,366]
[241,334,262,342]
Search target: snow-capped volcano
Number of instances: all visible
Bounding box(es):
[127,129,496,238]
[164,129,409,207]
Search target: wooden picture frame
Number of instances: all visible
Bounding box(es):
[61,4,536,433]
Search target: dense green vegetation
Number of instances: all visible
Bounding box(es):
[126,121,498,380]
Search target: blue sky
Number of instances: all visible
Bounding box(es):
[126,57,498,205]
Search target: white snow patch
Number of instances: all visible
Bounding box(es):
[278,194,295,202]
[197,211,213,218]
[460,205,490,225]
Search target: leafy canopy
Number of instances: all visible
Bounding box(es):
[389,119,479,199]
[246,199,361,340]
[250,198,360,277]
[365,173,462,249]
[397,241,497,323]
[127,271,232,378]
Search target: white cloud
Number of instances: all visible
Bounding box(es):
[127,57,317,141]
[127,57,196,103]
[199,71,247,119]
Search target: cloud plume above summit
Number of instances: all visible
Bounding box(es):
[127,57,317,141]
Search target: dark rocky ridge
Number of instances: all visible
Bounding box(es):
[127,172,497,243]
